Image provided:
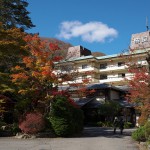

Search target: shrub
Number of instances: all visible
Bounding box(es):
[0,120,6,129]
[0,122,5,135]
[19,112,45,134]
[97,121,113,127]
[138,113,148,126]
[147,138,150,145]
[10,123,21,135]
[97,121,103,127]
[132,126,146,142]
[50,95,84,137]
[124,122,132,128]
[145,121,150,140]
[104,121,113,127]
[71,107,84,133]
[50,117,73,136]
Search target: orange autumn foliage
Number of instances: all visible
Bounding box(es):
[11,34,63,112]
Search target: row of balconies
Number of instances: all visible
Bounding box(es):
[66,73,133,84]
[75,60,147,73]
[56,60,147,73]
[55,59,148,85]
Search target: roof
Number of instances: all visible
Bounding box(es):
[75,97,95,107]
[96,54,119,60]
[59,84,127,93]
[94,48,150,60]
[75,97,104,108]
[56,47,150,64]
[87,83,125,92]
[58,85,82,91]
[115,85,130,92]
[68,55,94,61]
[75,97,134,108]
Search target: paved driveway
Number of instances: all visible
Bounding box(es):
[0,127,139,150]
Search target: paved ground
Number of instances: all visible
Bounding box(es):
[0,127,139,150]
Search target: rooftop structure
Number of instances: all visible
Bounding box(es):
[130,31,150,50]
[66,45,91,59]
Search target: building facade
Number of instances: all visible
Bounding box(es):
[55,30,150,126]
[56,32,149,89]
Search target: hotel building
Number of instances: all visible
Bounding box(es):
[56,30,150,125]
[56,31,150,87]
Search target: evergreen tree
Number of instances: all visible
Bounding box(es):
[0,0,35,30]
[0,24,27,114]
[0,23,27,72]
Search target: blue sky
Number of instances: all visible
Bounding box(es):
[27,0,150,55]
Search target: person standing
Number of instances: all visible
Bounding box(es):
[113,117,118,134]
[119,118,124,134]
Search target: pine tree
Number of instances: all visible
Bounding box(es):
[0,0,35,30]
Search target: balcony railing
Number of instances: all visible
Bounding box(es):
[99,64,128,72]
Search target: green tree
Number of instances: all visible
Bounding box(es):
[0,0,35,30]
[0,24,27,115]
[0,23,28,73]
[50,93,84,137]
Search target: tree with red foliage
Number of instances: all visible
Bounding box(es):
[127,53,150,125]
[11,34,91,115]
[11,34,64,114]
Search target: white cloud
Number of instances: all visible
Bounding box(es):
[57,21,118,43]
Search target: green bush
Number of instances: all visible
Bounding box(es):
[97,121,113,127]
[97,121,103,127]
[124,122,132,129]
[50,96,84,137]
[10,123,21,135]
[132,126,146,142]
[50,117,72,136]
[145,121,150,140]
[71,107,84,133]
[104,121,113,127]
[147,138,150,145]
[0,120,6,131]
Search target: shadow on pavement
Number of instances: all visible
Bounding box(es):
[73,127,136,138]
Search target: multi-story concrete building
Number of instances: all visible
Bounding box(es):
[56,31,150,87]
[56,30,150,125]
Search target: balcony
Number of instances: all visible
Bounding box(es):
[99,64,128,72]
[78,66,99,73]
[99,74,133,83]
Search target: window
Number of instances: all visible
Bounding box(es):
[142,36,148,43]
[118,62,125,67]
[100,74,107,80]
[118,73,125,78]
[100,63,107,69]
[134,38,140,44]
[82,64,88,69]
[60,65,73,71]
